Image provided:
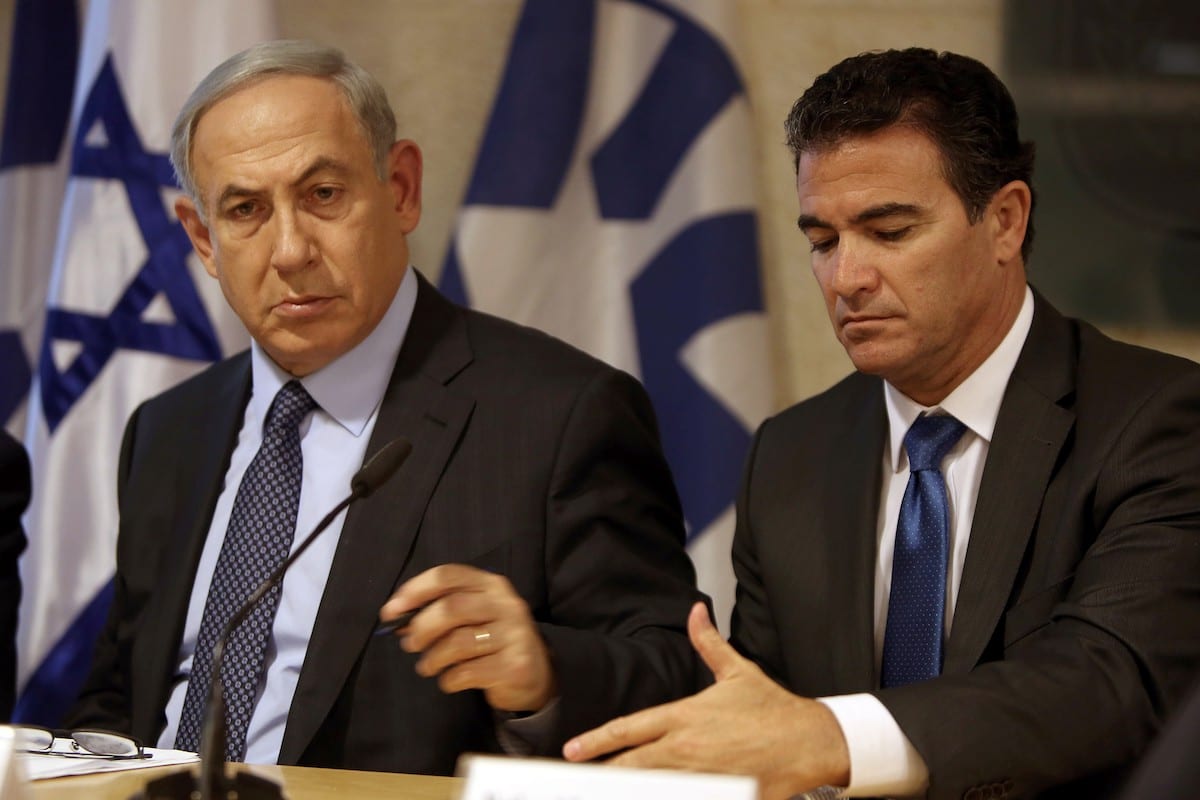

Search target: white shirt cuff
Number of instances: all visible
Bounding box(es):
[817,693,929,797]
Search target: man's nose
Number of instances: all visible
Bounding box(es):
[269,208,316,273]
[828,238,879,298]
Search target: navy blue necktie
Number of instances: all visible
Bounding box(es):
[176,380,316,760]
[880,414,966,689]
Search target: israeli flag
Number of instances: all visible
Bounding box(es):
[13,0,275,725]
[441,0,773,631]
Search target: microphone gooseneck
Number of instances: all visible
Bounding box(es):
[351,438,413,498]
[136,438,412,800]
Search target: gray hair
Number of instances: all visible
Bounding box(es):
[170,40,396,206]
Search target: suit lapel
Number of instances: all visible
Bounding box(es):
[279,274,475,764]
[134,357,250,734]
[943,294,1075,674]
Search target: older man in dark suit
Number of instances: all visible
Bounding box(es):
[566,48,1200,800]
[67,40,705,774]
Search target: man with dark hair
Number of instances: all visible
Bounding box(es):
[68,40,705,774]
[0,431,28,720]
[567,48,1200,799]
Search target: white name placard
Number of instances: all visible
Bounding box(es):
[0,727,28,800]
[457,754,758,800]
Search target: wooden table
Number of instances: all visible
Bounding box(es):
[29,763,461,800]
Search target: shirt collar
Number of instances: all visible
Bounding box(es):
[883,285,1035,473]
[249,266,419,436]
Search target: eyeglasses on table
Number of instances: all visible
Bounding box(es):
[12,726,148,760]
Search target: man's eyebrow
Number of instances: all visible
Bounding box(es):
[293,156,351,187]
[851,202,924,225]
[797,213,830,232]
[797,203,925,233]
[216,183,259,209]
[213,157,353,210]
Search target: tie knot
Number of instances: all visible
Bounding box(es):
[903,414,966,472]
[266,380,317,434]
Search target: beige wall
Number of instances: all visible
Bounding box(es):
[0,0,1059,410]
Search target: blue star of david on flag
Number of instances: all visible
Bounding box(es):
[38,53,220,432]
[442,0,770,546]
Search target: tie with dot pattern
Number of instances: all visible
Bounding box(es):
[175,380,316,760]
[880,413,967,689]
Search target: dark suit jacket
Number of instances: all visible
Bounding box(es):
[0,430,29,721]
[730,293,1200,799]
[68,273,706,775]
[1119,675,1200,799]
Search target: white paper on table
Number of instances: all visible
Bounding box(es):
[19,746,199,781]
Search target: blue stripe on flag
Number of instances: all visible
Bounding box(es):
[0,0,79,169]
[462,0,593,209]
[0,0,80,422]
[589,1,742,220]
[631,212,762,536]
[13,579,113,726]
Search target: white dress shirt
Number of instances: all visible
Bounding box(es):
[819,286,1034,797]
[158,268,417,762]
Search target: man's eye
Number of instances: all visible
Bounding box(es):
[228,201,257,219]
[311,186,340,203]
[875,227,911,242]
[809,238,836,254]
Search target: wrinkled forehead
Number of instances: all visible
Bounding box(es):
[191,75,367,169]
[794,127,960,223]
[188,75,370,196]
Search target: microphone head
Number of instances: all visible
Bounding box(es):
[351,438,412,498]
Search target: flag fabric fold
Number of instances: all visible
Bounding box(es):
[11,0,275,725]
[442,0,774,631]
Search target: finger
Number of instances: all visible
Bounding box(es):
[414,625,500,677]
[563,705,672,762]
[606,739,683,771]
[430,651,495,695]
[687,601,741,681]
[380,563,494,620]
[401,584,519,652]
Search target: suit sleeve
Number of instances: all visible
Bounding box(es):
[533,367,710,749]
[64,407,144,733]
[0,432,29,721]
[877,368,1200,799]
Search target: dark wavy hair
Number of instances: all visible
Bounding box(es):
[785,48,1036,260]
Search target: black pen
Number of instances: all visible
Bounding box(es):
[373,605,427,637]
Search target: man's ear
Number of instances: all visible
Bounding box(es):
[387,139,422,234]
[989,180,1031,266]
[175,196,218,277]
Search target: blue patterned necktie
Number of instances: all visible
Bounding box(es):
[880,413,967,689]
[175,380,316,760]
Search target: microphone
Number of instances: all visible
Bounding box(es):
[133,438,412,800]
